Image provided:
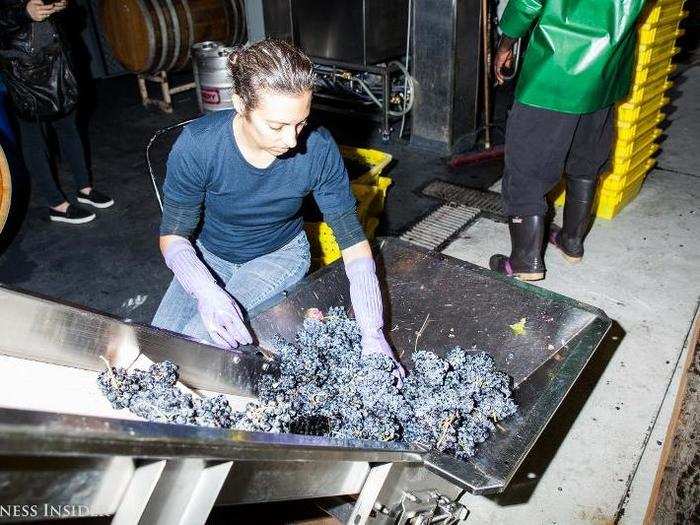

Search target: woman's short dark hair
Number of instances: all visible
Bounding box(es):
[228,39,316,112]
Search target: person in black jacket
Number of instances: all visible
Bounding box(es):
[0,0,113,224]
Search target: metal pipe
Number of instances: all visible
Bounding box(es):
[481,0,492,149]
[399,0,413,139]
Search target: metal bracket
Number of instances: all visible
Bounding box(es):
[347,463,394,525]
[375,489,469,524]
[112,458,234,525]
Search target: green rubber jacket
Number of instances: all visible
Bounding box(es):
[500,0,647,114]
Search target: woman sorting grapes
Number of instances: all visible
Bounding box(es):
[152,39,404,380]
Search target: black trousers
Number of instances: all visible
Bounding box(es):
[502,102,614,217]
[17,111,91,208]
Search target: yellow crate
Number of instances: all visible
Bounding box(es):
[623,76,674,107]
[639,0,685,24]
[593,185,643,219]
[305,146,392,266]
[306,215,382,267]
[613,127,662,159]
[615,111,665,141]
[552,159,655,219]
[306,176,392,266]
[305,223,340,263]
[603,157,657,191]
[638,24,685,46]
[640,8,688,31]
[641,0,686,27]
[340,145,392,186]
[611,143,659,174]
[617,84,672,120]
[636,44,680,69]
[595,176,648,219]
[636,39,679,68]
[616,94,670,127]
[353,176,392,217]
[632,59,675,84]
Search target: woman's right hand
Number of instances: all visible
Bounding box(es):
[26,0,57,22]
[494,36,518,85]
[494,46,514,85]
[162,236,253,350]
[196,284,253,349]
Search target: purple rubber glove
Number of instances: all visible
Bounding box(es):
[164,238,252,349]
[345,256,406,385]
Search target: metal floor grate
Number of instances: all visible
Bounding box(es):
[421,180,505,220]
[400,204,480,251]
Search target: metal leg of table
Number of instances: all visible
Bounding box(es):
[382,68,392,142]
[112,458,234,525]
[347,463,394,525]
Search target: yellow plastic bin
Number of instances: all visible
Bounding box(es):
[305,181,380,264]
[632,60,676,85]
[306,146,393,267]
[340,146,393,186]
[617,86,672,122]
[552,159,656,219]
[615,111,666,141]
[353,176,392,217]
[617,92,670,123]
[610,143,660,174]
[623,76,674,107]
[307,214,383,268]
[640,9,688,31]
[636,44,680,71]
[595,174,649,219]
[638,24,685,46]
[612,127,662,160]
[642,0,686,27]
[602,157,658,191]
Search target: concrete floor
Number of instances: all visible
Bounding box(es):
[449,65,700,523]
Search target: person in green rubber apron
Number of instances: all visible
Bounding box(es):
[489,0,647,280]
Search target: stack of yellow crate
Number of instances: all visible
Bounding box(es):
[305,146,393,268]
[554,0,687,219]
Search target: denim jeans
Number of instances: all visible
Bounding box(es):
[152,231,311,344]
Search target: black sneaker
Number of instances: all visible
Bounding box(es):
[77,189,114,209]
[49,204,96,224]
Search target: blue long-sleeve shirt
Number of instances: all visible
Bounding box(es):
[160,110,364,264]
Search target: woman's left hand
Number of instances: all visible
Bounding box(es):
[344,251,406,387]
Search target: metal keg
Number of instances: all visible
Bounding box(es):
[192,41,235,113]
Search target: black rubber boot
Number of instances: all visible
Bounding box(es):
[489,215,546,281]
[549,178,597,262]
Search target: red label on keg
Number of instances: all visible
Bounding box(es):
[201,88,220,105]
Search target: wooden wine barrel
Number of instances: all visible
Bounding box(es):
[0,144,11,238]
[99,0,247,74]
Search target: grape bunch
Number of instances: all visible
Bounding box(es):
[97,360,236,428]
[96,307,517,459]
[235,307,517,458]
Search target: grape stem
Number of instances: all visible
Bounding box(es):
[99,355,119,387]
[409,313,432,357]
[436,412,458,450]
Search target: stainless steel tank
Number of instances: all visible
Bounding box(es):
[192,41,236,113]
